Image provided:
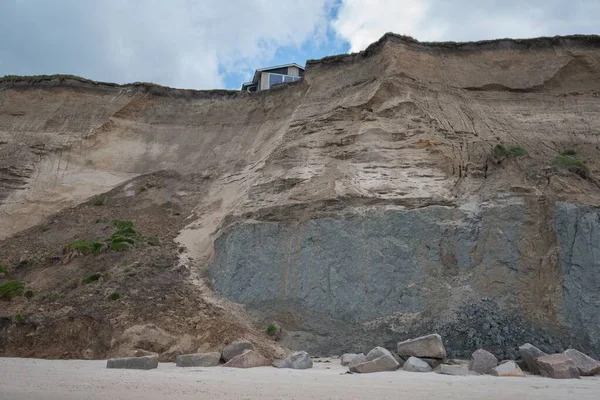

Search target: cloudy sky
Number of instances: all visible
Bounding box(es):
[1,0,598,90]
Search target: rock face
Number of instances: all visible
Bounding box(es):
[469,349,498,375]
[491,361,525,377]
[403,357,432,373]
[223,350,270,368]
[106,355,159,370]
[518,343,547,374]
[175,352,221,367]
[537,354,580,379]
[3,34,600,361]
[397,334,446,360]
[563,349,600,376]
[273,351,313,369]
[349,354,399,373]
[222,341,254,362]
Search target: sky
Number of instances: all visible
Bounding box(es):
[0,0,599,90]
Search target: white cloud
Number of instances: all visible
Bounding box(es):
[332,0,600,52]
[0,0,330,89]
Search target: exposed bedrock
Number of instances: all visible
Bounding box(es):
[210,199,600,358]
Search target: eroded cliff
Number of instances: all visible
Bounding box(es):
[1,34,600,359]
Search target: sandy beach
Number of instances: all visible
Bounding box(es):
[1,357,599,400]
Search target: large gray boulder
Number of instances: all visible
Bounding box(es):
[223,349,270,368]
[518,343,547,374]
[469,349,498,375]
[349,354,399,373]
[491,361,525,377]
[341,353,360,366]
[222,340,255,362]
[397,334,446,360]
[106,355,158,370]
[175,352,221,367]
[403,357,432,373]
[347,353,367,368]
[563,349,600,376]
[537,354,580,379]
[273,351,313,369]
[366,347,397,362]
[439,364,480,376]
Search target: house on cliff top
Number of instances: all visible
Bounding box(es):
[241,63,304,92]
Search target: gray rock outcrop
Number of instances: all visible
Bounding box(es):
[349,354,399,373]
[222,340,254,362]
[491,361,524,377]
[563,349,600,376]
[273,351,313,369]
[223,349,270,368]
[469,349,498,375]
[403,357,432,373]
[537,354,580,379]
[175,352,221,367]
[397,334,446,360]
[518,343,547,374]
[106,355,159,370]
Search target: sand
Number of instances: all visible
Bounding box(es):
[1,357,599,400]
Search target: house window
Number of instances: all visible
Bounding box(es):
[267,73,301,89]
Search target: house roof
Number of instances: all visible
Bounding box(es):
[241,63,305,90]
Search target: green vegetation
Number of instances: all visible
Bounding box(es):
[562,149,577,156]
[110,241,131,251]
[67,240,105,256]
[493,144,528,158]
[92,198,105,206]
[82,273,102,284]
[0,281,24,300]
[13,314,24,324]
[146,237,160,246]
[23,290,34,299]
[108,292,121,301]
[552,155,589,177]
[114,220,134,229]
[0,266,8,274]
[266,324,278,336]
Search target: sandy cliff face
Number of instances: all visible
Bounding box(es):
[1,34,600,359]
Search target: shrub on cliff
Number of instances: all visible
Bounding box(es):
[0,281,24,300]
[552,155,589,178]
[493,144,528,158]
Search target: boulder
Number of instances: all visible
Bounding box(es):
[222,340,254,362]
[347,353,367,368]
[563,349,600,376]
[273,351,313,369]
[439,364,480,376]
[106,355,158,370]
[175,352,221,367]
[422,358,444,369]
[223,349,270,368]
[397,334,446,359]
[130,349,159,358]
[518,343,547,374]
[349,354,399,373]
[537,354,580,379]
[366,346,404,366]
[403,357,432,373]
[491,361,525,377]
[341,353,359,366]
[469,349,498,375]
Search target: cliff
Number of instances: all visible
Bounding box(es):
[1,34,600,359]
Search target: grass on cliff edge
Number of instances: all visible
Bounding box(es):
[552,155,589,177]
